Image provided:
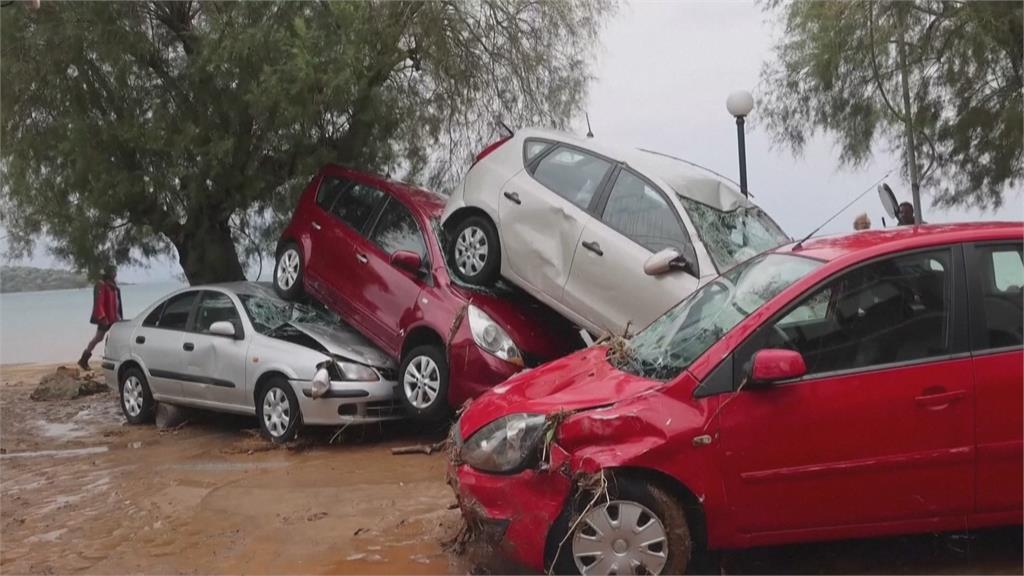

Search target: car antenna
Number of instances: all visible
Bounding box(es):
[793,168,895,251]
[585,113,594,138]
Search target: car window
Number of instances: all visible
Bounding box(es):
[369,199,427,259]
[532,146,612,210]
[601,169,688,253]
[760,249,952,376]
[316,175,352,212]
[524,140,551,163]
[975,243,1023,349]
[329,182,386,233]
[142,302,166,327]
[195,291,242,335]
[157,291,198,330]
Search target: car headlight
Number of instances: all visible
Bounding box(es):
[467,305,523,366]
[461,413,546,473]
[335,359,378,382]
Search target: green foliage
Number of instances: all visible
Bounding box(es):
[1,0,612,282]
[759,0,1022,209]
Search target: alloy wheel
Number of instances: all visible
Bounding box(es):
[276,249,300,290]
[572,500,669,575]
[454,226,488,277]
[262,387,292,438]
[403,356,440,409]
[122,376,143,418]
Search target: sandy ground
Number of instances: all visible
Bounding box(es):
[1,363,1021,575]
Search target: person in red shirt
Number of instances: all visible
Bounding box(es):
[78,266,123,370]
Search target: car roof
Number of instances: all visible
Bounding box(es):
[775,222,1024,263]
[323,163,447,219]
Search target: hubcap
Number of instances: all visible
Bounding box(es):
[276,249,300,290]
[122,376,143,417]
[403,356,440,409]
[262,388,291,437]
[572,500,669,575]
[454,226,488,277]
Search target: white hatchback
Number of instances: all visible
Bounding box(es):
[441,128,789,336]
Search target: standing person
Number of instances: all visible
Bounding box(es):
[78,266,123,370]
[897,202,916,226]
[853,213,871,230]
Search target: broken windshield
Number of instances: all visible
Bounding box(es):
[613,253,822,380]
[238,295,339,336]
[679,196,789,272]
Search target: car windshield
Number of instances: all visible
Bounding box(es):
[238,295,339,336]
[613,253,822,380]
[679,196,789,271]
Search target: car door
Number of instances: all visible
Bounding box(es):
[563,168,700,335]
[356,196,428,354]
[964,241,1023,520]
[498,143,614,305]
[180,290,250,407]
[132,290,200,400]
[303,174,351,290]
[719,246,974,533]
[318,175,388,331]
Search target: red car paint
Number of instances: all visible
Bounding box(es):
[277,164,580,408]
[453,222,1024,572]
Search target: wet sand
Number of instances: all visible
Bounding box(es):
[1,363,1020,575]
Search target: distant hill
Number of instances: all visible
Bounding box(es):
[1,266,90,293]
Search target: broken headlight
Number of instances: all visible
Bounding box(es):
[467,305,523,366]
[461,413,545,473]
[335,359,378,382]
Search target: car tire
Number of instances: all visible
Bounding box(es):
[398,344,450,423]
[450,215,500,286]
[274,243,304,300]
[548,475,693,576]
[257,378,302,443]
[119,366,155,425]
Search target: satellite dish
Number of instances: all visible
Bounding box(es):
[877,183,898,219]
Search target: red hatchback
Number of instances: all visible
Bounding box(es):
[274,165,581,422]
[451,223,1024,574]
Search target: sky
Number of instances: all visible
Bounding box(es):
[3,0,1021,283]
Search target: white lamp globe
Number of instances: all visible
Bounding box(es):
[726,90,755,117]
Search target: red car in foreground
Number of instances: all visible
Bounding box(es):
[274,165,581,422]
[451,222,1023,575]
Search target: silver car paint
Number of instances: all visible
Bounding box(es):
[103,283,400,426]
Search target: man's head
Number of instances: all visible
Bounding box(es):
[102,265,117,282]
[853,213,871,231]
[897,202,915,225]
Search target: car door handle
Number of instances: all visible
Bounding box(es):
[312,222,322,231]
[582,240,603,256]
[183,342,195,352]
[915,389,966,408]
[356,254,368,264]
[503,191,521,205]
[135,336,146,344]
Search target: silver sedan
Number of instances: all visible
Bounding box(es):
[101,282,400,442]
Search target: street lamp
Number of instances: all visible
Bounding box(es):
[726,90,754,197]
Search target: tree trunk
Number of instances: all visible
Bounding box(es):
[172,217,247,285]
[896,6,924,224]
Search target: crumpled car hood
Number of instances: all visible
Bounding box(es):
[458,346,664,438]
[286,322,395,369]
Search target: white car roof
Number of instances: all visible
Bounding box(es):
[515,127,751,211]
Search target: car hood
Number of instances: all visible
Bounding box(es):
[458,346,665,438]
[285,322,395,369]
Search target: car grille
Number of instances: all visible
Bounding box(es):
[377,367,398,381]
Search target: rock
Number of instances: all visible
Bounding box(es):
[30,366,109,401]
[155,403,191,429]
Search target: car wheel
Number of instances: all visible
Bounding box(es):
[450,215,500,285]
[119,366,155,425]
[398,345,450,423]
[550,476,692,575]
[274,243,304,300]
[257,378,302,443]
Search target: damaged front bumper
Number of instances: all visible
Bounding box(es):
[289,377,401,425]
[449,445,573,573]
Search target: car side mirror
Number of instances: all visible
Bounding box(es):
[749,349,806,385]
[644,247,697,276]
[209,321,237,338]
[390,250,423,275]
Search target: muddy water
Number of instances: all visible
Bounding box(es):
[1,364,1021,575]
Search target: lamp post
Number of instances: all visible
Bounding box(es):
[726,90,754,197]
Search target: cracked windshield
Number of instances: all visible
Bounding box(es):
[239,295,338,336]
[680,196,789,271]
[616,254,822,380]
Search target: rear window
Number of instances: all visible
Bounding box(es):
[316,176,352,212]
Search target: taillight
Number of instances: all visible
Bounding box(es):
[471,136,511,168]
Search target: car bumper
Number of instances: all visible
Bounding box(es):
[289,377,401,425]
[101,357,118,382]
[449,446,573,572]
